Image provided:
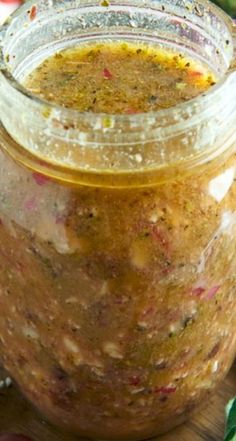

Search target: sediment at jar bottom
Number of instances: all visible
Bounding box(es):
[10,395,203,440]
[10,363,233,441]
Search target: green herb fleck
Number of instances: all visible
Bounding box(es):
[148,95,157,104]
[42,106,52,119]
[139,231,150,239]
[100,0,110,6]
[103,116,112,128]
[55,53,63,60]
[176,82,186,90]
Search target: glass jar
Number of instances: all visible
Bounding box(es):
[0,1,236,440]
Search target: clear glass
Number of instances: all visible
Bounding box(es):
[0,1,236,440]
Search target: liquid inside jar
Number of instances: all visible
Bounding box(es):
[24,41,216,113]
[1,39,236,441]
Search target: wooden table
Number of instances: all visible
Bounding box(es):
[0,364,235,441]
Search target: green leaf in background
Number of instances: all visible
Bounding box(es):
[224,399,236,441]
[212,0,236,17]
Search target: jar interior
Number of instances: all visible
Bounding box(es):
[3,0,233,82]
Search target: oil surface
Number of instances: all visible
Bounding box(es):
[24,41,216,114]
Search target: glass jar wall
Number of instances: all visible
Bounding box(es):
[0,1,236,440]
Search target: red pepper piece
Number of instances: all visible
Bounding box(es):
[0,0,21,3]
[150,226,170,260]
[170,19,180,25]
[142,306,155,317]
[151,226,169,248]
[191,285,220,300]
[29,5,37,21]
[161,266,173,276]
[206,285,220,300]
[154,386,176,394]
[32,172,50,186]
[189,71,203,79]
[16,261,25,272]
[191,287,206,297]
[129,376,141,386]
[103,68,113,80]
[126,108,140,114]
[55,214,66,225]
[114,296,129,305]
[24,197,37,212]
[206,342,221,360]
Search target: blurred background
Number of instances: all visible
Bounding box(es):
[213,0,236,16]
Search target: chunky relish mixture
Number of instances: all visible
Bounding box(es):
[0,42,236,441]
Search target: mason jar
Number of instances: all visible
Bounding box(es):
[0,1,236,440]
